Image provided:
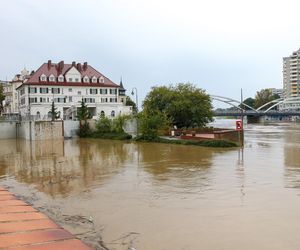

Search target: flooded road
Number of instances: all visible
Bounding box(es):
[1,121,300,249]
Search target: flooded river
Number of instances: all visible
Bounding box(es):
[1,121,300,249]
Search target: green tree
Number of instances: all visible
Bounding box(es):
[96,116,112,133]
[49,101,60,121]
[77,99,91,123]
[0,85,5,115]
[241,97,255,110]
[77,99,92,137]
[143,83,213,128]
[125,96,137,113]
[138,111,169,139]
[111,115,128,133]
[254,89,279,109]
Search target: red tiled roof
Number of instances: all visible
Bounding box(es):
[22,61,120,88]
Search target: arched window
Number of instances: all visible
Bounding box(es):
[100,111,105,117]
[47,111,52,118]
[111,110,115,117]
[49,74,55,82]
[40,74,46,81]
[58,74,64,82]
[83,76,89,83]
[99,76,104,83]
[36,111,40,119]
[92,76,97,83]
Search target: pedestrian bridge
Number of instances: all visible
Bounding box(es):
[210,95,300,117]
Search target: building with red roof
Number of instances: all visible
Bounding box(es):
[17,60,131,119]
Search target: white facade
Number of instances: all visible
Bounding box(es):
[18,84,132,120]
[3,68,29,115]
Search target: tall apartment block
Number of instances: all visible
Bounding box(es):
[283,49,300,98]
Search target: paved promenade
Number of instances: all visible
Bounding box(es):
[0,186,92,250]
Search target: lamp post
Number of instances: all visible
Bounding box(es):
[131,87,138,136]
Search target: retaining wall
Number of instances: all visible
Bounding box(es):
[0,121,17,139]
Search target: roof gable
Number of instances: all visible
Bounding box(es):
[24,61,121,88]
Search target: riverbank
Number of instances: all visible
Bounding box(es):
[135,135,238,147]
[85,132,238,147]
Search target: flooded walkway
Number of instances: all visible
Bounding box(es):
[0,186,91,250]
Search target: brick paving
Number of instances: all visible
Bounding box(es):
[0,187,92,250]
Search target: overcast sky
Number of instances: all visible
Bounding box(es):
[1,0,300,107]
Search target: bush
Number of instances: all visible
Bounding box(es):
[138,112,169,138]
[91,132,132,140]
[78,122,91,137]
[95,116,112,133]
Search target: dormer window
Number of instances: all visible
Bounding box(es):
[83,76,89,83]
[99,76,105,83]
[49,74,55,82]
[92,76,97,83]
[58,74,64,82]
[40,74,46,81]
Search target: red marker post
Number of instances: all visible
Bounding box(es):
[236,120,243,146]
[236,120,243,131]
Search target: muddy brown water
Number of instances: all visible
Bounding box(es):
[1,121,300,249]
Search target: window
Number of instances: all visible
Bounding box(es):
[69,78,73,82]
[49,75,55,82]
[52,88,60,94]
[83,76,89,83]
[40,97,47,103]
[92,76,97,83]
[100,89,107,94]
[68,88,72,92]
[90,89,98,94]
[111,110,115,117]
[40,74,46,81]
[29,87,37,94]
[29,97,38,103]
[110,89,117,95]
[99,76,104,83]
[110,98,117,103]
[36,111,40,118]
[83,98,95,103]
[20,98,25,105]
[75,78,79,82]
[78,91,82,95]
[20,88,25,96]
[54,97,66,103]
[58,75,64,82]
[40,87,48,94]
[69,96,72,102]
[101,98,108,103]
[100,111,105,117]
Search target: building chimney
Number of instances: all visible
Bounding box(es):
[58,61,64,73]
[83,62,88,71]
[77,63,82,71]
[72,61,76,67]
[47,60,52,69]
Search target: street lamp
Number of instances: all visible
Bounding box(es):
[131,87,138,136]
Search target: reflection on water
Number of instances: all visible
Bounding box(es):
[2,123,300,249]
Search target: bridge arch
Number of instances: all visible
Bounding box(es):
[210,95,258,112]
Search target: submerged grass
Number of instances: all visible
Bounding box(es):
[134,135,238,148]
[85,132,238,147]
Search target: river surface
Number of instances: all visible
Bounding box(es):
[1,120,300,249]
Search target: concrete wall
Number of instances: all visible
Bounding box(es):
[18,121,63,140]
[17,121,31,140]
[64,120,79,138]
[0,121,17,139]
[34,121,63,140]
